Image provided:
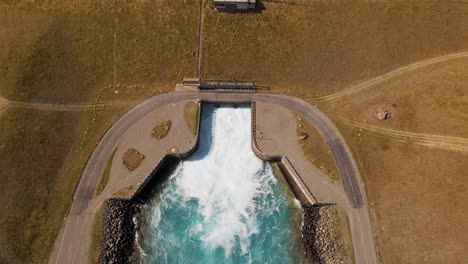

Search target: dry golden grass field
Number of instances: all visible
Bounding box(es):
[202,1,467,263]
[0,1,198,262]
[0,0,467,263]
[296,115,339,182]
[202,1,466,98]
[333,121,468,263]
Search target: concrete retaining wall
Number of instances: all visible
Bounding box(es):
[111,100,316,206]
[251,102,316,206]
[111,101,202,202]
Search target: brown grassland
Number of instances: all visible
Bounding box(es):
[296,115,339,182]
[333,121,468,263]
[89,204,104,264]
[95,148,117,197]
[0,107,127,263]
[336,206,354,264]
[0,0,198,262]
[0,0,467,263]
[202,1,466,98]
[202,1,467,263]
[322,58,468,138]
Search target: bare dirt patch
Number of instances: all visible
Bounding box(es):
[152,120,172,140]
[122,148,145,171]
[113,185,137,199]
[296,115,339,182]
[183,101,200,136]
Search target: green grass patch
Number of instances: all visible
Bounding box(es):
[95,148,117,196]
[183,101,200,136]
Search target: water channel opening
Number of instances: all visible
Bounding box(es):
[137,104,307,263]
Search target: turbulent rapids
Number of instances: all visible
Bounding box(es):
[138,104,307,263]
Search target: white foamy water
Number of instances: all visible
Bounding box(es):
[179,105,264,254]
[140,104,305,263]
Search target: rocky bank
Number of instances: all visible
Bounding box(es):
[302,205,349,264]
[98,199,139,264]
[97,202,349,264]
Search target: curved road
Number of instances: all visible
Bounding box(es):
[50,92,377,264]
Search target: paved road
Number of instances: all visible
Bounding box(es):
[50,92,377,264]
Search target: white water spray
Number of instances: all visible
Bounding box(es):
[140,105,305,263]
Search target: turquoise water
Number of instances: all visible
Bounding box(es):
[138,105,306,264]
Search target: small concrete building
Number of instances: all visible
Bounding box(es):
[212,0,256,10]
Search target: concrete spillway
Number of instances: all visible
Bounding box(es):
[137,104,307,263]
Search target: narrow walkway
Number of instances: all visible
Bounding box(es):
[197,0,204,78]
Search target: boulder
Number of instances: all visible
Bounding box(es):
[377,110,390,120]
[298,132,308,141]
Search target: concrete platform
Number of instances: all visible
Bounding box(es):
[93,100,198,202]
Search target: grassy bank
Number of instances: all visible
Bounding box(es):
[0,108,77,262]
[95,148,117,196]
[89,204,105,264]
[152,120,172,140]
[0,106,127,263]
[335,206,355,264]
[0,1,199,262]
[184,101,200,136]
[296,115,339,182]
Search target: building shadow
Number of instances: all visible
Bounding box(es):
[188,104,215,161]
[134,156,181,203]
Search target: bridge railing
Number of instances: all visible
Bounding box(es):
[199,80,256,92]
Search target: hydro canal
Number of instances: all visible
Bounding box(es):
[137,104,307,263]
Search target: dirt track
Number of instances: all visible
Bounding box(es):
[351,121,468,153]
[0,96,141,111]
[314,51,468,102]
[1,51,466,113]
